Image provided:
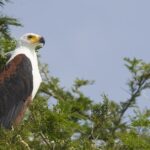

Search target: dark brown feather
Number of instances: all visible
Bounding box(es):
[0,54,33,128]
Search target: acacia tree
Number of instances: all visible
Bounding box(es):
[0,1,150,150]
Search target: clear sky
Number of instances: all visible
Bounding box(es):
[3,0,150,110]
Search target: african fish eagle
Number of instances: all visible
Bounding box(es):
[0,33,45,129]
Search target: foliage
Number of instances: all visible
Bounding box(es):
[0,0,21,38]
[0,0,21,70]
[0,1,150,150]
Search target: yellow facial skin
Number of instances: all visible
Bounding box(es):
[27,35,41,44]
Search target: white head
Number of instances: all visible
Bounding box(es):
[18,33,45,50]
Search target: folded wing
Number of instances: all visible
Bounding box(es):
[0,54,33,128]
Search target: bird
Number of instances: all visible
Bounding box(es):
[0,33,45,129]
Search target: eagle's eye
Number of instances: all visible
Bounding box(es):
[27,35,33,39]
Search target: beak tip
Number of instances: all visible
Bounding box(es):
[39,37,45,45]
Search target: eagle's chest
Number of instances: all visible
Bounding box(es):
[22,50,42,99]
[31,62,42,99]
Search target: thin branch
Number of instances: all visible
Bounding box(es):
[39,132,52,149]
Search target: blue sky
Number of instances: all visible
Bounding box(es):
[3,0,150,110]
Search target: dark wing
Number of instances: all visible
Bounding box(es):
[0,54,33,128]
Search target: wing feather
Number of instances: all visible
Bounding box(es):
[0,54,33,128]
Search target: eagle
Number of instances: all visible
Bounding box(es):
[0,33,45,129]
